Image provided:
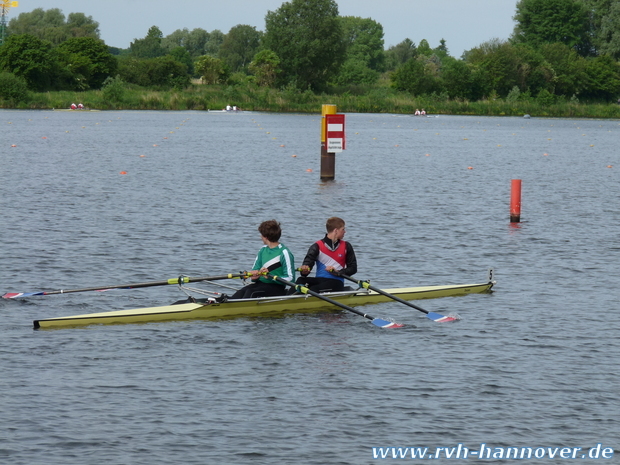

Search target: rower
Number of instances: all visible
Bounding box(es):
[229,220,295,299]
[294,217,357,293]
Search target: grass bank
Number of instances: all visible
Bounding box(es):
[6,83,620,118]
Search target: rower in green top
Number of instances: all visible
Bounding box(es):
[230,220,295,299]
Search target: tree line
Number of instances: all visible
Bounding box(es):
[1,0,619,106]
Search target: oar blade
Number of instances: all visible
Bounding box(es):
[427,312,458,323]
[371,318,404,329]
[2,292,42,299]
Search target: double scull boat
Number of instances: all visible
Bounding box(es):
[33,280,494,329]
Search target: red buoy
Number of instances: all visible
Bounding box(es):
[510,179,522,222]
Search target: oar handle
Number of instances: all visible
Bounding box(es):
[267,274,403,328]
[338,274,456,323]
[341,275,430,315]
[269,275,367,317]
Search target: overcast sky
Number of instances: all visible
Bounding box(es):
[9,0,518,57]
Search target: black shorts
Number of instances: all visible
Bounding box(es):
[294,277,344,293]
[230,281,287,299]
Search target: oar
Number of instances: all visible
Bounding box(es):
[2,274,244,299]
[339,274,457,322]
[267,274,403,328]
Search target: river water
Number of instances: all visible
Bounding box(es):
[1,110,618,464]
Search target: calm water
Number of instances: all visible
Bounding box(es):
[1,110,619,464]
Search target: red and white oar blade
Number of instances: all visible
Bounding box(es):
[2,292,44,299]
[427,312,458,323]
[372,317,405,328]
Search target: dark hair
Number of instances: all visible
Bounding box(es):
[326,217,345,232]
[258,220,282,242]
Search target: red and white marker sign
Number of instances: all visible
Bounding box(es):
[325,114,346,152]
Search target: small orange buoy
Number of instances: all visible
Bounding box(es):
[425,154,430,156]
[42,136,47,139]
[543,153,549,156]
[607,165,613,168]
[306,169,313,172]
[11,144,17,147]
[140,155,146,158]
[280,145,285,147]
[291,155,297,158]
[153,144,158,147]
[120,171,127,175]
[468,166,474,170]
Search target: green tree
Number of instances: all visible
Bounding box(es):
[162,28,211,58]
[205,30,225,56]
[219,25,262,73]
[195,55,226,84]
[417,39,432,56]
[101,75,126,103]
[145,56,190,88]
[332,16,384,85]
[0,34,58,91]
[595,1,620,59]
[385,38,417,71]
[0,71,29,103]
[248,49,281,87]
[66,13,100,38]
[539,42,588,96]
[56,37,117,89]
[118,55,189,89]
[513,0,591,55]
[581,54,620,100]
[391,57,442,96]
[332,58,380,86]
[7,8,100,45]
[264,0,345,90]
[339,16,385,71]
[579,0,613,56]
[130,26,164,58]
[434,39,450,58]
[465,40,555,97]
[441,57,482,100]
[167,46,194,75]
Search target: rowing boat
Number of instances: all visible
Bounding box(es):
[52,108,100,112]
[33,280,493,329]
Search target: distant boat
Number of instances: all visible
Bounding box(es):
[208,109,244,113]
[53,108,100,112]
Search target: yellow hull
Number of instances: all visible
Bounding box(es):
[34,281,493,329]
